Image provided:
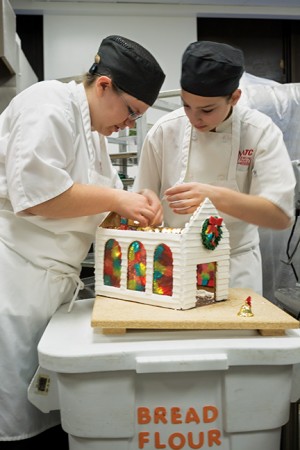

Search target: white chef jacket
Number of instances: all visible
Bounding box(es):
[134,105,296,293]
[0,80,123,440]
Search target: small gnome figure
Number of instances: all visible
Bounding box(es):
[238,296,254,317]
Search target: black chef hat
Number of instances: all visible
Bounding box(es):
[89,35,165,106]
[181,40,244,97]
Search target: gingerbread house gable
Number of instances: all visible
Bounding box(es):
[95,197,230,310]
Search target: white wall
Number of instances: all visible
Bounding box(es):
[43,13,196,91]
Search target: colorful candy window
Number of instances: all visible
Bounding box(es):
[127,241,146,292]
[103,239,122,288]
[103,239,175,296]
[153,244,173,296]
[197,262,216,289]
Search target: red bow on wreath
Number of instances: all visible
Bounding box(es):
[206,216,223,237]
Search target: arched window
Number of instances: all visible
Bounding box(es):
[127,241,146,291]
[153,244,173,296]
[103,239,121,288]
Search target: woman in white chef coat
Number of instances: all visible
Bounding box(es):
[134,40,296,295]
[0,35,164,448]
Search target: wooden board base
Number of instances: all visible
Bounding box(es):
[91,288,299,336]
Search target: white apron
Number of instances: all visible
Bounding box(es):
[0,82,120,440]
[171,109,262,293]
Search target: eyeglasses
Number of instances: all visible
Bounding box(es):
[119,93,143,121]
[113,82,143,121]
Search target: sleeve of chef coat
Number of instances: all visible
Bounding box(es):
[6,103,77,213]
[247,115,296,220]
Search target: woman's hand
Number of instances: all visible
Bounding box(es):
[164,182,292,230]
[138,188,163,226]
[114,188,162,227]
[164,182,206,215]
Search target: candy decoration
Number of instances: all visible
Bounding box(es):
[120,217,129,230]
[238,296,254,317]
[201,216,223,250]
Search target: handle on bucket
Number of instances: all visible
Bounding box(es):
[135,353,228,373]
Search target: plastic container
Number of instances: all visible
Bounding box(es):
[28,298,300,450]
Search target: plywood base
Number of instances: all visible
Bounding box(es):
[91,288,299,335]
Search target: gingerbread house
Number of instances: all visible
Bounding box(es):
[95,197,230,310]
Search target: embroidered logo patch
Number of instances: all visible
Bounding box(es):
[238,149,254,167]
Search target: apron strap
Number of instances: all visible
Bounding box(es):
[62,273,85,312]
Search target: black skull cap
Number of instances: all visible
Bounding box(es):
[89,35,166,106]
[181,40,244,97]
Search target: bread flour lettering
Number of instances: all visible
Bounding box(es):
[137,406,218,425]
